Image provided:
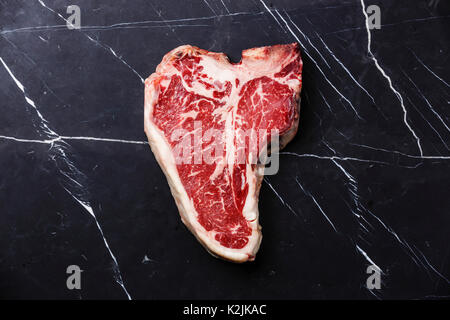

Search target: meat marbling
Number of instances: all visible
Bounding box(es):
[144,43,303,262]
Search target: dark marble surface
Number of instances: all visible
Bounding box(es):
[0,0,449,299]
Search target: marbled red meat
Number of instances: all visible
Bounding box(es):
[144,43,302,262]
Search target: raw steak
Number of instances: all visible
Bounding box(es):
[144,43,302,262]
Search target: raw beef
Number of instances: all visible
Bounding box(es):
[144,43,302,262]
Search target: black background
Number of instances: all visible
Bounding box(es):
[0,0,449,299]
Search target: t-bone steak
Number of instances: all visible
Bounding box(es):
[144,43,302,262]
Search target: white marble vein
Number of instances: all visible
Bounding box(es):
[1,24,213,35]
[259,0,286,32]
[79,11,263,30]
[62,136,148,145]
[280,151,389,165]
[315,32,376,104]
[0,134,58,144]
[38,0,145,84]
[65,189,132,299]
[80,11,264,29]
[279,10,362,119]
[38,0,69,24]
[332,159,361,211]
[0,57,56,137]
[263,178,299,218]
[363,205,449,281]
[0,134,148,145]
[348,143,450,160]
[356,244,382,273]
[410,50,449,88]
[402,70,450,133]
[297,29,331,69]
[360,0,423,156]
[0,53,133,300]
[85,35,145,83]
[318,89,333,113]
[329,155,379,246]
[295,177,338,232]
[405,96,450,151]
[220,0,231,14]
[1,25,67,35]
[324,14,450,36]
[202,0,217,15]
[413,245,450,284]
